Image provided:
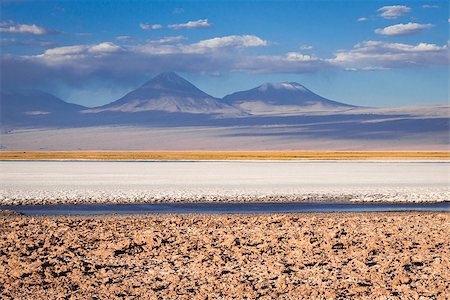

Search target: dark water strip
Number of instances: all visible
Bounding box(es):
[1,202,449,215]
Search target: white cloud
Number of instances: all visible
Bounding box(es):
[235,52,333,73]
[139,23,162,30]
[37,42,122,63]
[116,35,132,41]
[332,40,449,69]
[135,35,267,56]
[168,19,211,29]
[375,23,433,36]
[89,42,121,53]
[357,17,368,22]
[155,36,187,44]
[300,44,314,50]
[378,5,411,19]
[34,35,266,64]
[286,52,315,61]
[43,45,88,56]
[1,38,56,48]
[0,22,58,35]
[422,4,439,8]
[344,66,390,72]
[188,35,266,50]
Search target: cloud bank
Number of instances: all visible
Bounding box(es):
[1,34,448,89]
[333,40,449,69]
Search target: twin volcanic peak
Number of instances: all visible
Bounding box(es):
[87,72,353,115]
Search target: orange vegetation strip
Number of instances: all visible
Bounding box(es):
[0,151,449,160]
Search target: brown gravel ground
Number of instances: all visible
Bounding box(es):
[0,212,448,299]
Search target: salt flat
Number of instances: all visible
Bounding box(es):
[1,161,448,205]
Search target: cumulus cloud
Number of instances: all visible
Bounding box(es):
[332,40,449,69]
[168,19,211,29]
[139,23,162,30]
[187,35,267,51]
[134,35,267,55]
[36,42,122,64]
[0,22,58,35]
[357,17,368,22]
[378,5,411,19]
[375,23,433,36]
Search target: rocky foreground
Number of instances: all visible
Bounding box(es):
[0,213,449,299]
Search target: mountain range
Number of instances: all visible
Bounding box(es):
[0,72,448,150]
[1,72,357,126]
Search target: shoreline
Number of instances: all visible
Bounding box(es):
[2,196,449,206]
[0,210,447,218]
[1,201,449,217]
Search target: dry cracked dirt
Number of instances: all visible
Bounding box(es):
[0,212,449,299]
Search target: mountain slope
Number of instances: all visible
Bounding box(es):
[1,89,86,126]
[223,82,355,115]
[87,72,241,116]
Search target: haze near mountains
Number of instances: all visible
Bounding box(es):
[1,72,448,150]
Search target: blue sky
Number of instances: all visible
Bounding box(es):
[1,0,448,107]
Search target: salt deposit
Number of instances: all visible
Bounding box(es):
[1,161,449,205]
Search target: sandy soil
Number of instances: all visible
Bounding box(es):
[1,213,448,299]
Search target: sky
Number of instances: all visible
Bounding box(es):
[0,0,449,107]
